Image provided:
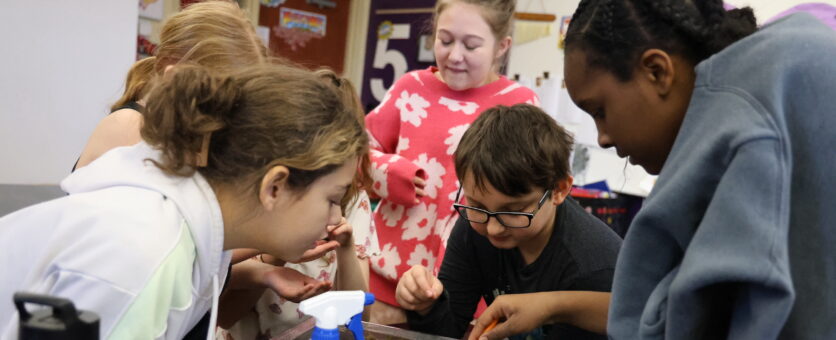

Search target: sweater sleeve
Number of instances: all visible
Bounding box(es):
[365,76,425,207]
[666,138,794,340]
[407,218,483,338]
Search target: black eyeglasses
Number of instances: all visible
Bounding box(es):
[452,186,552,228]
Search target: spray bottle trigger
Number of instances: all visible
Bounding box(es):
[347,313,364,340]
[347,293,375,340]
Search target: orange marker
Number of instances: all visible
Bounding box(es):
[481,319,499,337]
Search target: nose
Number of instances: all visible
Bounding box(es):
[448,43,464,63]
[328,206,343,226]
[486,216,506,236]
[596,124,614,149]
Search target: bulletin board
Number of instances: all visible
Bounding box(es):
[360,0,437,112]
[259,0,351,74]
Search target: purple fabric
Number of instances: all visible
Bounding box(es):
[765,3,836,29]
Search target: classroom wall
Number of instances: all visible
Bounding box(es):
[0,1,137,185]
[0,0,830,186]
[506,0,836,81]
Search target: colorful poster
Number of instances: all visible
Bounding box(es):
[280,7,327,36]
[261,0,287,7]
[361,0,437,111]
[558,15,572,49]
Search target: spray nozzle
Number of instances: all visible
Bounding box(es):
[299,291,375,340]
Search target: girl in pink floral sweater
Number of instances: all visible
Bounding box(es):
[366,0,538,322]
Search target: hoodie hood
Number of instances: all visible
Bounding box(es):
[62,142,231,299]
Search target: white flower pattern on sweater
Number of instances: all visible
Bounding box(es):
[365,67,538,305]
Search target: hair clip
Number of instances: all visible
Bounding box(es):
[196,132,212,167]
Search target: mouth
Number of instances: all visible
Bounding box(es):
[615,148,630,160]
[445,66,467,73]
[489,235,510,243]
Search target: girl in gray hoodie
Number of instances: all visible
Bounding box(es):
[560,0,836,339]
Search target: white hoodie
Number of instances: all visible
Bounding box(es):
[0,143,232,339]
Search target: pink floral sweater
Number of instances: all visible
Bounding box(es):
[366,67,538,305]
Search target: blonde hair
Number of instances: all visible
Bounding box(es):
[313,68,372,210]
[433,0,517,41]
[155,0,268,73]
[140,62,368,198]
[110,56,156,111]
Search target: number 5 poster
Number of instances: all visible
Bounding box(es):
[361,0,437,112]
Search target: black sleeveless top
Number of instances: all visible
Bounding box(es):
[70,101,144,172]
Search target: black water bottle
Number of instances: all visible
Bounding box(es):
[13,292,99,340]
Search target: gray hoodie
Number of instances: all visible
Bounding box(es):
[608,14,836,340]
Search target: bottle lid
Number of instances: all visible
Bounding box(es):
[15,292,99,340]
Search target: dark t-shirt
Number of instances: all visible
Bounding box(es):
[408,198,622,340]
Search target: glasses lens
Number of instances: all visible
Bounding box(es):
[496,214,531,228]
[458,206,488,223]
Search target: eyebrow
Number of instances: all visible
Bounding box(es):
[466,196,530,211]
[334,183,351,195]
[437,29,486,42]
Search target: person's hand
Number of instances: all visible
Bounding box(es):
[231,248,261,264]
[327,217,354,249]
[290,239,341,263]
[468,293,553,340]
[395,265,443,315]
[413,176,426,203]
[262,266,332,303]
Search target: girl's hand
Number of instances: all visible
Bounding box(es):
[291,240,341,263]
[262,266,332,303]
[414,176,426,203]
[327,217,354,249]
[468,293,553,340]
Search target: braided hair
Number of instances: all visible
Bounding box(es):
[565,0,758,80]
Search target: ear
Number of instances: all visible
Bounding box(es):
[551,175,574,206]
[163,64,175,75]
[258,165,291,211]
[494,36,512,61]
[636,49,676,96]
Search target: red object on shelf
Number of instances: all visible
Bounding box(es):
[570,186,612,199]
[180,0,202,9]
[137,35,157,59]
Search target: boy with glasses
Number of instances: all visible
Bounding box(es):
[395,104,622,340]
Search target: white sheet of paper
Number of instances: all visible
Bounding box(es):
[257,26,271,49]
[574,146,656,197]
[138,19,153,37]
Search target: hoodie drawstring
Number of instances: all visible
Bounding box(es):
[206,275,219,340]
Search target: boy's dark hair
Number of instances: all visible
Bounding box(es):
[454,104,574,197]
[565,0,758,81]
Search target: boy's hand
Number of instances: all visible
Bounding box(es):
[262,266,332,303]
[395,265,443,315]
[327,217,354,249]
[468,293,552,340]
